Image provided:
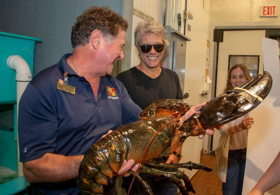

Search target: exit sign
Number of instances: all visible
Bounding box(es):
[260,6,278,17]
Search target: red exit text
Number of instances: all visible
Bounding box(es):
[261,6,277,16]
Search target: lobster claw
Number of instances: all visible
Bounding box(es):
[198,71,273,129]
[230,70,272,107]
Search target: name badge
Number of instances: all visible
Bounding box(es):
[57,72,76,94]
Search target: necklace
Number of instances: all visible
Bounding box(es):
[71,57,79,74]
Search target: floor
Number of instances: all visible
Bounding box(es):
[189,154,223,195]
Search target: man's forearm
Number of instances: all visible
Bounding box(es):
[249,152,280,195]
[23,153,84,183]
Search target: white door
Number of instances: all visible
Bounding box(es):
[212,30,266,152]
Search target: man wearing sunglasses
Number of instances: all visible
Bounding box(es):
[117,20,183,195]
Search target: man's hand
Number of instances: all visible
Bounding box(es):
[117,159,140,177]
[198,128,214,139]
[198,125,223,138]
[179,102,206,125]
[166,154,180,164]
[179,102,223,139]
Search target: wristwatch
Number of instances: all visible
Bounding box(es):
[173,151,183,160]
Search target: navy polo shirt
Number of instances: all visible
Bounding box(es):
[18,53,141,194]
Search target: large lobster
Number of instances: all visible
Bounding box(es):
[78,71,272,195]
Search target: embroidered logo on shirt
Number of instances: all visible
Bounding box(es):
[107,86,119,99]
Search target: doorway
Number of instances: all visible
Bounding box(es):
[211,29,267,152]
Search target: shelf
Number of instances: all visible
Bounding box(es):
[165,28,191,41]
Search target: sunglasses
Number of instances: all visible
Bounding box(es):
[140,44,165,53]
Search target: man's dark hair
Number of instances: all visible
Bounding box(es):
[71,6,128,48]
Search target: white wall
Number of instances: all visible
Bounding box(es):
[134,0,166,23]
[210,0,280,23]
[180,0,210,178]
[184,0,209,105]
[243,39,280,195]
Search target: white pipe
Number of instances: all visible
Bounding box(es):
[7,55,32,81]
[7,55,32,177]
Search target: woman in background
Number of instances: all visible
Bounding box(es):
[215,64,255,195]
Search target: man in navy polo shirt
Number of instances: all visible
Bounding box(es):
[18,6,141,195]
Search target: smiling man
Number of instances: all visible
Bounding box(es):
[117,20,183,195]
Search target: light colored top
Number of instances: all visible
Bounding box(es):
[215,115,249,182]
[229,128,248,150]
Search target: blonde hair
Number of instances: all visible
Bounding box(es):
[134,20,169,47]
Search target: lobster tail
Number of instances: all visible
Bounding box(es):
[78,144,111,194]
[78,131,128,194]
